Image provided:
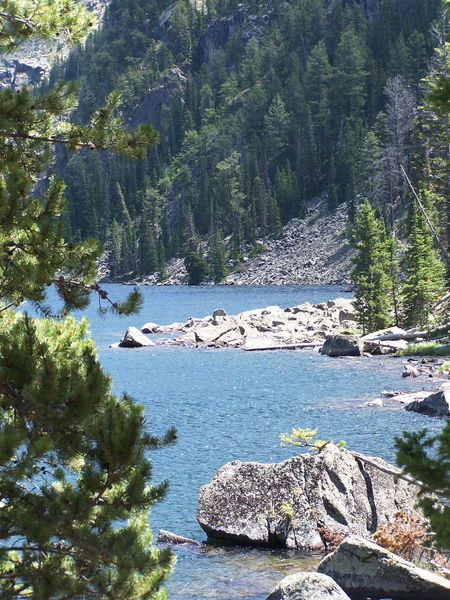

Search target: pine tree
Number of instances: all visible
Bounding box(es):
[395,421,450,549]
[350,199,395,333]
[0,2,175,598]
[184,242,208,285]
[402,203,446,328]
[140,215,159,276]
[209,229,228,283]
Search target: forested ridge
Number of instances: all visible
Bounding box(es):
[49,0,448,285]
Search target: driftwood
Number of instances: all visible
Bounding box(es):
[244,341,323,352]
[157,529,201,546]
[363,339,408,351]
[367,333,426,341]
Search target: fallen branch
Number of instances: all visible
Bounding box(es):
[244,341,323,352]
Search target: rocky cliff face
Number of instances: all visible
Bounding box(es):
[0,1,108,89]
[194,6,267,64]
[131,66,187,130]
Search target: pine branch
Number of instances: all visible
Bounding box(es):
[2,130,97,149]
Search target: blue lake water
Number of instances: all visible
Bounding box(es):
[44,284,445,599]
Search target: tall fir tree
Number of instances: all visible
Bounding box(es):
[402,202,446,327]
[350,199,395,333]
[0,2,175,598]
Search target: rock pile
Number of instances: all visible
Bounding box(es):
[197,444,420,551]
[141,297,358,350]
[119,203,353,287]
[226,204,352,286]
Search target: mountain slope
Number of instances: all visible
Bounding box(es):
[49,0,444,282]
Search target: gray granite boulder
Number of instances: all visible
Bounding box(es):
[119,327,155,348]
[318,535,450,600]
[406,390,450,417]
[321,335,363,357]
[266,572,350,600]
[197,444,419,550]
[402,364,420,378]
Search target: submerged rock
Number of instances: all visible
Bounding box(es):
[405,389,450,417]
[266,572,350,600]
[318,535,450,600]
[197,444,419,551]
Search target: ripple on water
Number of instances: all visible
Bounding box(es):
[27,285,447,600]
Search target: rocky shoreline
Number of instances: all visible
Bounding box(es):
[138,297,450,599]
[115,297,450,417]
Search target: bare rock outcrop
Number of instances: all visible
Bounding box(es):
[266,572,350,600]
[226,203,353,286]
[141,297,358,350]
[119,327,155,348]
[197,444,419,551]
[405,389,450,417]
[318,535,450,600]
[131,67,187,131]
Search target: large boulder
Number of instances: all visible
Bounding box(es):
[321,335,363,357]
[266,572,350,600]
[197,444,419,550]
[318,535,450,600]
[119,327,155,348]
[405,390,450,417]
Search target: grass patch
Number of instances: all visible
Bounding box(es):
[397,341,450,357]
[438,360,450,372]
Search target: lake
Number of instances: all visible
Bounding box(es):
[61,284,442,600]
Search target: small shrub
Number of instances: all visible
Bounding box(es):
[280,503,295,523]
[317,526,347,550]
[373,510,428,561]
[249,244,268,257]
[280,427,346,452]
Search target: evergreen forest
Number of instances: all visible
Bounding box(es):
[48,0,449,293]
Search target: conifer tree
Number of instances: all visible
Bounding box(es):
[350,199,395,333]
[140,216,159,276]
[184,239,208,285]
[209,229,228,283]
[402,202,446,327]
[395,423,450,550]
[0,2,175,598]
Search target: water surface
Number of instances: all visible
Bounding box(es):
[46,285,445,599]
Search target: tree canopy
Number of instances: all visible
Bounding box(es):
[0,2,175,598]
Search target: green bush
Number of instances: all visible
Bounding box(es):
[397,342,450,357]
